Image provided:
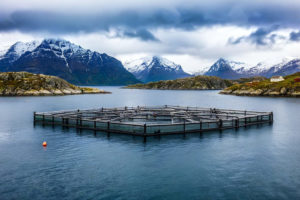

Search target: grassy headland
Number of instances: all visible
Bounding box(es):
[124,75,267,90]
[124,75,233,90]
[220,72,300,97]
[0,72,111,96]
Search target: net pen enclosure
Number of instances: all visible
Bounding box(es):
[34,105,273,138]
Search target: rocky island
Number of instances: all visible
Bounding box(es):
[220,72,300,97]
[125,75,233,90]
[0,72,110,96]
[124,75,267,90]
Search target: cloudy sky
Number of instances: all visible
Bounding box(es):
[1,0,300,73]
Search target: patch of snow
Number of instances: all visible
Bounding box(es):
[1,40,41,62]
[124,56,154,73]
[192,66,210,75]
[13,41,40,56]
[153,56,181,70]
[236,62,269,75]
[206,58,236,72]
[124,56,182,73]
[268,57,294,73]
[0,44,11,58]
[215,58,251,71]
[228,60,251,71]
[43,38,89,56]
[40,38,100,72]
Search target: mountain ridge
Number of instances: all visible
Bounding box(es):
[204,58,244,79]
[0,39,140,85]
[197,57,300,79]
[124,56,191,82]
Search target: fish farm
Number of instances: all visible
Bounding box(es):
[34,105,273,141]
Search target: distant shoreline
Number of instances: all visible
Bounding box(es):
[124,75,233,90]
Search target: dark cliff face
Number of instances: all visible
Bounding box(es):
[0,39,140,85]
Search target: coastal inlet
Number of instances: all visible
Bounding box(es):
[34,105,273,142]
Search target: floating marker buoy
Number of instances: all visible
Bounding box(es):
[42,141,47,147]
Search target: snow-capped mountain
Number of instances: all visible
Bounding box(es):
[124,56,191,82]
[204,58,246,79]
[0,39,140,85]
[259,58,298,77]
[8,41,41,61]
[0,41,41,70]
[226,60,251,71]
[193,67,210,76]
[239,62,270,77]
[202,57,300,79]
[270,59,300,76]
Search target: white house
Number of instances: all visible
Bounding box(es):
[270,76,284,82]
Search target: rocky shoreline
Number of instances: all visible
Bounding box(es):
[220,88,300,97]
[220,72,300,97]
[125,75,233,90]
[0,72,111,96]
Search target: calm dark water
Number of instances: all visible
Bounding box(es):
[0,87,300,200]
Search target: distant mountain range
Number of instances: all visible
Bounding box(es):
[126,56,300,81]
[0,39,299,85]
[0,39,140,85]
[199,58,300,79]
[124,56,191,83]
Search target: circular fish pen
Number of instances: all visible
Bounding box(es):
[34,105,273,139]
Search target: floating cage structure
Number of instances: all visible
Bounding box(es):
[34,105,273,140]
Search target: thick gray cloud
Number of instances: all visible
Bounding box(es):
[1,1,300,42]
[290,31,300,41]
[228,26,284,46]
[117,29,160,42]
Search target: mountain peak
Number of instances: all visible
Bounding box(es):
[2,40,41,62]
[205,58,245,79]
[124,56,190,82]
[39,38,90,55]
[125,56,180,72]
[217,58,227,63]
[0,39,140,85]
[152,55,162,60]
[43,38,69,43]
[204,57,300,79]
[209,58,233,71]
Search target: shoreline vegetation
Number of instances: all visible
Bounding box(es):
[220,72,300,97]
[124,75,267,90]
[124,72,300,97]
[0,72,111,96]
[124,76,233,90]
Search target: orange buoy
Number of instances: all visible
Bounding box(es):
[42,141,47,147]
